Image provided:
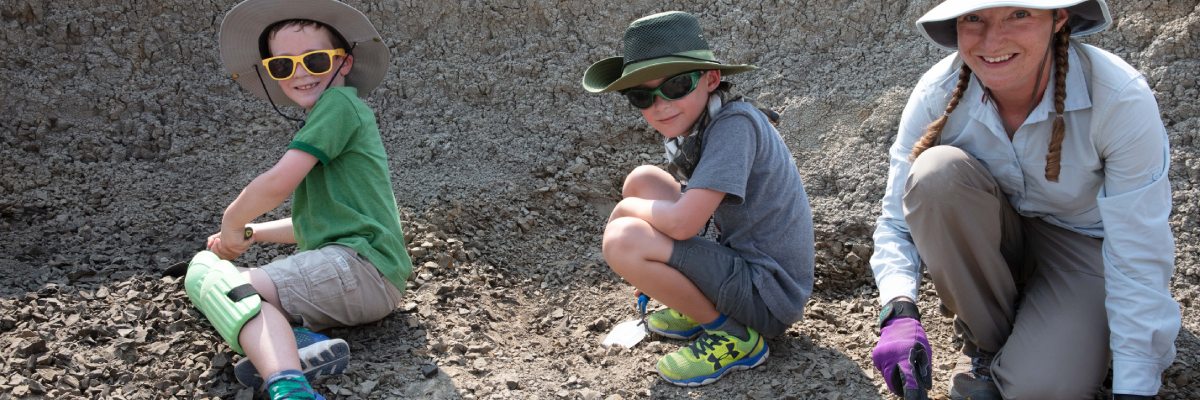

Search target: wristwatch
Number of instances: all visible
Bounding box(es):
[877,299,921,330]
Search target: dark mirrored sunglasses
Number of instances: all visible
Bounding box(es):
[621,70,703,109]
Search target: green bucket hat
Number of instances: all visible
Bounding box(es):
[581,11,756,93]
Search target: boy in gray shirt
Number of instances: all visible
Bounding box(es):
[583,11,814,386]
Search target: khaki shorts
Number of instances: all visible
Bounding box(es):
[262,245,403,331]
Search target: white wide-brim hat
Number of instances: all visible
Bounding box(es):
[219,0,390,108]
[916,0,1112,50]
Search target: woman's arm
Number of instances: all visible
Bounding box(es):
[1092,74,1179,396]
[870,65,946,305]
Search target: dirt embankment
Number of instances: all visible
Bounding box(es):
[1,0,1198,398]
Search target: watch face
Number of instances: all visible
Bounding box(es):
[877,303,894,328]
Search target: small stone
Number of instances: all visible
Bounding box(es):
[420,364,439,378]
[505,380,520,390]
[587,317,610,332]
[17,338,47,357]
[467,344,494,354]
[357,380,378,394]
[580,388,602,400]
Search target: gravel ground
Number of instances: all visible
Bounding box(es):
[1,0,1198,398]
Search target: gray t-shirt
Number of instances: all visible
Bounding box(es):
[686,101,815,325]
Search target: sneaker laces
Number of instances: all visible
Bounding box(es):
[970,355,995,381]
[687,332,731,356]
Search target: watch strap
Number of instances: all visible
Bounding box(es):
[878,299,921,329]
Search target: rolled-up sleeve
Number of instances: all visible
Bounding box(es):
[871,67,943,305]
[1093,77,1180,396]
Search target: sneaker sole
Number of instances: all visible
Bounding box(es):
[234,338,351,390]
[658,341,770,387]
[645,325,703,340]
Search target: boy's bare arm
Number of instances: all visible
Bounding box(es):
[248,218,296,244]
[610,188,724,240]
[211,149,316,259]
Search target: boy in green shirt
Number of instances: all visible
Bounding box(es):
[183,0,411,398]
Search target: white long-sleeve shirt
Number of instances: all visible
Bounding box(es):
[870,44,1179,396]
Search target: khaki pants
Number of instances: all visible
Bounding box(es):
[904,146,1109,399]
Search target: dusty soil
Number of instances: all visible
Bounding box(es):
[1,0,1198,398]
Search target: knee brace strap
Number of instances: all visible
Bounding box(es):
[184,251,261,355]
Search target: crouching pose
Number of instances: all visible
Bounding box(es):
[583,11,815,387]
[868,1,1178,399]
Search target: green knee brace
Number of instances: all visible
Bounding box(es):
[184,251,261,355]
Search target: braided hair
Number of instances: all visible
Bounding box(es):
[910,18,1074,183]
[1044,25,1072,182]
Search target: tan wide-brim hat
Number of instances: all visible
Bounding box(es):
[219,0,389,108]
[582,11,756,94]
[916,0,1112,50]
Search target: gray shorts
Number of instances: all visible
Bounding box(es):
[262,245,403,331]
[668,237,788,338]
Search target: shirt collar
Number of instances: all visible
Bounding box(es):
[944,45,1092,125]
[1025,45,1092,124]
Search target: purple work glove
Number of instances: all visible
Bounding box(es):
[871,316,933,399]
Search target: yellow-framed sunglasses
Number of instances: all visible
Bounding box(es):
[260,48,346,81]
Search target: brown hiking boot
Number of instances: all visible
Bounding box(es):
[949,352,1001,400]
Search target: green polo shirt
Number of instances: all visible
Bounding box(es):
[288,86,411,293]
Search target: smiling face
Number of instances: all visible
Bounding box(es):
[267,24,353,111]
[636,70,721,138]
[956,7,1067,102]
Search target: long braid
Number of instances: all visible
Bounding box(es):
[1044,25,1072,182]
[910,64,972,161]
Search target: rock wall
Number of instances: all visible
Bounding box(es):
[1,0,1198,397]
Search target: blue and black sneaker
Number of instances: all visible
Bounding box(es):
[263,369,325,400]
[234,327,350,390]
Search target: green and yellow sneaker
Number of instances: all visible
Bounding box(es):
[645,308,703,339]
[656,328,769,386]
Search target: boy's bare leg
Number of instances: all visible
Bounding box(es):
[605,165,719,323]
[620,165,681,204]
[236,268,302,379]
[603,216,720,323]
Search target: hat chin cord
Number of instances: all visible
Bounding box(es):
[253,42,358,130]
[1026,11,1059,115]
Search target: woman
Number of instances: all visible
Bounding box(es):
[868,0,1178,399]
